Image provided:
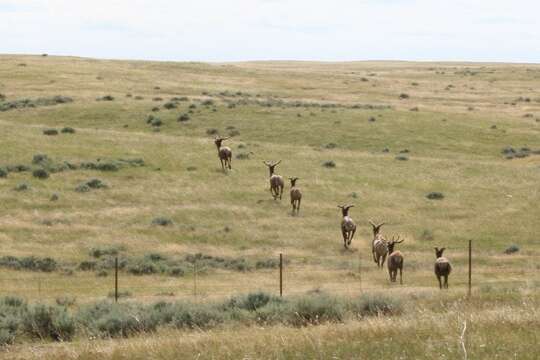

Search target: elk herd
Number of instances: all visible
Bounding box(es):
[213,136,452,289]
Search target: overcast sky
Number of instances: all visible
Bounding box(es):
[1,0,539,63]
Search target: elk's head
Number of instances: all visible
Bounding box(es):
[337,205,354,217]
[369,220,386,237]
[263,160,281,176]
[289,177,299,187]
[214,136,230,150]
[434,247,446,259]
[387,235,404,253]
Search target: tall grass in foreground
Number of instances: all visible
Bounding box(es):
[0,291,402,345]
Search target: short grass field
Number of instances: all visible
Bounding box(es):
[0,54,539,359]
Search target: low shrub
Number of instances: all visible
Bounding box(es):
[14,183,29,192]
[289,293,344,326]
[236,153,250,160]
[43,129,58,136]
[171,302,225,329]
[0,168,7,178]
[178,113,190,122]
[76,179,107,192]
[23,304,75,341]
[163,102,177,109]
[504,244,520,254]
[395,155,408,161]
[32,168,49,179]
[399,93,410,99]
[0,255,57,272]
[322,160,336,168]
[61,127,75,134]
[353,293,403,317]
[152,217,173,226]
[89,246,122,258]
[206,128,218,135]
[426,192,444,200]
[96,95,114,101]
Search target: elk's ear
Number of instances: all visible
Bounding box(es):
[441,247,445,252]
[369,220,376,227]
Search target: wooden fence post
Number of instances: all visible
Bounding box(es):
[468,240,472,298]
[193,260,197,298]
[114,257,119,303]
[279,253,283,297]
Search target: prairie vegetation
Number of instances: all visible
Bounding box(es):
[0,55,539,358]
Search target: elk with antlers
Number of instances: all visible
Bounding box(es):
[263,160,284,200]
[434,247,452,289]
[369,220,388,268]
[214,136,232,171]
[387,235,404,284]
[338,205,356,249]
[289,177,302,214]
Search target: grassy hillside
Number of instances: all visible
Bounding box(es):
[0,55,539,358]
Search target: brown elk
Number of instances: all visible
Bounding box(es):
[369,220,388,268]
[338,205,356,249]
[214,136,232,171]
[387,235,404,284]
[289,177,302,214]
[434,247,452,289]
[263,160,284,200]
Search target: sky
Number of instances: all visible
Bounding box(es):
[1,0,539,63]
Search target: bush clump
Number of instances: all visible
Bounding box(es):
[504,244,520,254]
[426,192,444,200]
[0,168,7,178]
[353,293,403,317]
[32,168,49,179]
[61,127,75,134]
[75,179,107,192]
[21,305,76,341]
[14,183,29,192]
[0,256,57,272]
[289,293,344,326]
[43,129,59,136]
[96,95,114,101]
[322,160,336,168]
[152,217,173,226]
[177,113,190,122]
[163,102,177,109]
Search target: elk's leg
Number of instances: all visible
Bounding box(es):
[445,275,448,289]
[437,275,442,289]
[342,229,348,248]
[228,155,232,169]
[348,228,356,245]
[279,186,283,200]
[296,198,301,213]
[381,254,387,268]
[399,267,403,285]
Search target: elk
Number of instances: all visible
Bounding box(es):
[369,220,387,268]
[434,247,452,289]
[263,160,284,200]
[387,235,404,284]
[338,205,356,249]
[289,177,302,214]
[214,136,232,171]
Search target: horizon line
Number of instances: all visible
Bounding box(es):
[2,53,540,66]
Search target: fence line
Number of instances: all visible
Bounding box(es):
[1,241,538,303]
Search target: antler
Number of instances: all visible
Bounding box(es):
[263,161,271,167]
[273,160,282,166]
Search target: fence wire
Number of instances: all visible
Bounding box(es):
[0,245,538,303]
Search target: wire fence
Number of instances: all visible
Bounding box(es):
[0,241,537,304]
